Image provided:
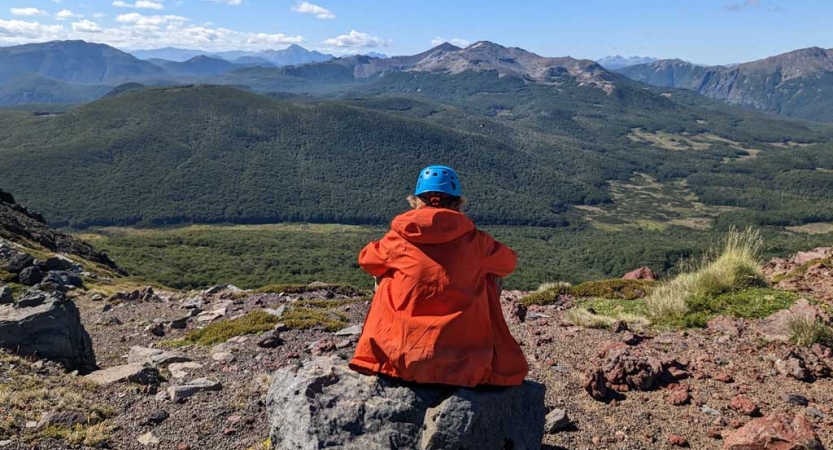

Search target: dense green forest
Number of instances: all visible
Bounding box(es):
[1,71,832,230]
[85,223,833,290]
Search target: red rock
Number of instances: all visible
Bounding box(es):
[715,372,734,383]
[591,436,601,445]
[810,343,831,359]
[667,386,691,406]
[708,316,741,337]
[668,434,688,447]
[623,267,657,280]
[707,429,723,439]
[177,444,191,450]
[615,431,626,441]
[723,413,824,450]
[222,427,236,435]
[731,395,761,417]
[729,419,746,429]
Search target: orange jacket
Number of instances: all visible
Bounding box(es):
[349,207,529,387]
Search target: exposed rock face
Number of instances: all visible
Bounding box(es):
[723,413,824,450]
[758,299,831,342]
[85,364,160,385]
[622,267,657,281]
[0,189,123,274]
[266,357,546,450]
[584,342,688,399]
[0,292,96,372]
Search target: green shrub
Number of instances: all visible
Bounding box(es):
[176,310,280,346]
[788,316,833,347]
[520,279,654,306]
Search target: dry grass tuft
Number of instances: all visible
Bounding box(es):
[788,316,833,347]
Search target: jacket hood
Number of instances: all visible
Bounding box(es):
[391,208,475,245]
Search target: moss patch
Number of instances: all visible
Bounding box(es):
[661,287,797,328]
[282,307,349,332]
[521,279,655,306]
[175,310,280,346]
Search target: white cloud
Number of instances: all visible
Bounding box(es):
[92,12,106,18]
[430,37,470,48]
[115,13,188,27]
[0,16,304,51]
[323,30,388,48]
[55,9,82,20]
[291,2,335,20]
[0,19,63,40]
[113,0,165,10]
[203,0,243,6]
[72,19,101,33]
[10,7,46,16]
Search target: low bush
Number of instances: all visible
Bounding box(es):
[565,298,651,330]
[666,288,797,328]
[521,279,654,306]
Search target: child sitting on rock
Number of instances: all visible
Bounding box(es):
[349,165,529,387]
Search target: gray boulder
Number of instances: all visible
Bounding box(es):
[0,293,96,372]
[42,255,75,271]
[2,252,34,274]
[0,286,13,305]
[39,270,83,292]
[266,357,546,450]
[18,266,43,286]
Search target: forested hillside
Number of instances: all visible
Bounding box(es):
[1,74,832,229]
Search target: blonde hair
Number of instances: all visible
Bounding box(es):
[407,194,467,212]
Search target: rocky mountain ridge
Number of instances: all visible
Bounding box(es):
[617,46,833,121]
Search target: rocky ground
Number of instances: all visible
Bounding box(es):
[1,243,832,449]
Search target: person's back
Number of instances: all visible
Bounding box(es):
[349,166,529,387]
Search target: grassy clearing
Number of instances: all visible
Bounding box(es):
[786,223,833,235]
[0,351,114,446]
[172,310,280,346]
[788,316,833,347]
[520,279,654,306]
[644,228,784,327]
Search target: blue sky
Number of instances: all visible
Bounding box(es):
[0,0,830,64]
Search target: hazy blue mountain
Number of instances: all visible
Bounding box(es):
[147,55,240,76]
[131,44,333,67]
[596,55,659,70]
[617,47,833,122]
[0,40,165,84]
[130,47,207,62]
[232,56,276,68]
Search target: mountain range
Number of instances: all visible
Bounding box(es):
[596,55,659,70]
[4,40,833,123]
[130,44,335,66]
[617,47,833,121]
[1,37,831,229]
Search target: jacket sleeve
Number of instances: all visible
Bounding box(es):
[358,231,398,278]
[479,231,518,277]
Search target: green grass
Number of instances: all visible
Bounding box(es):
[788,316,833,347]
[565,298,651,330]
[172,310,280,346]
[520,279,655,306]
[645,227,767,324]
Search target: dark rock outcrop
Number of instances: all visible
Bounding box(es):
[0,292,96,372]
[0,189,123,274]
[266,357,546,450]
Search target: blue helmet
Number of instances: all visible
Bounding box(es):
[414,165,462,197]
